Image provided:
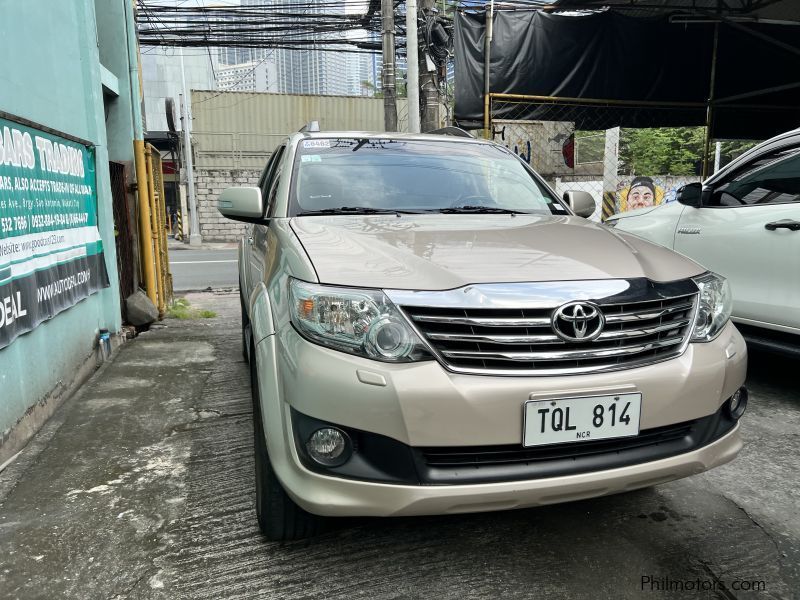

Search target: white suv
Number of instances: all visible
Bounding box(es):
[607,128,800,353]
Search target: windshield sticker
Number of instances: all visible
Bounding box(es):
[303,139,330,149]
[301,155,322,163]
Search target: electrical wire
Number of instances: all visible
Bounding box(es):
[137,0,389,54]
[137,0,458,117]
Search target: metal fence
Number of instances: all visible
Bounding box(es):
[486,94,760,221]
[190,90,411,169]
[192,132,287,169]
[145,144,173,316]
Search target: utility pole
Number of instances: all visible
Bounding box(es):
[406,0,421,133]
[179,48,201,246]
[126,0,157,305]
[381,0,398,132]
[419,0,439,132]
[482,0,494,138]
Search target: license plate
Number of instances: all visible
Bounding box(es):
[523,393,642,447]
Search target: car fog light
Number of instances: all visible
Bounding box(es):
[727,387,748,420]
[306,427,350,466]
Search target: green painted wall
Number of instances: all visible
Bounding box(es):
[95,0,137,166]
[0,1,132,439]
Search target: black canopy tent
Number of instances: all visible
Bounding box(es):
[454,0,800,150]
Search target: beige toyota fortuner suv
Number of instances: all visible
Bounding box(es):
[218,129,748,541]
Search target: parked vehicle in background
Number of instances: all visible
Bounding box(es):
[607,128,800,355]
[219,128,748,541]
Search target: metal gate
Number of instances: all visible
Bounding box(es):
[110,161,135,320]
[485,93,759,221]
[145,145,173,315]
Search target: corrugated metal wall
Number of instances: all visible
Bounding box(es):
[191,90,410,168]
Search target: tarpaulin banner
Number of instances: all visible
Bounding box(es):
[454,10,800,139]
[0,116,109,350]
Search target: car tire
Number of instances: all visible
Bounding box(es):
[240,285,249,363]
[250,345,321,541]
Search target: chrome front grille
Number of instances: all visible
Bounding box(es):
[401,293,698,375]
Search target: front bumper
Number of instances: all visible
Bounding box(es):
[281,422,741,517]
[254,320,747,517]
[290,403,739,485]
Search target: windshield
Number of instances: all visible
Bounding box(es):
[288,138,568,216]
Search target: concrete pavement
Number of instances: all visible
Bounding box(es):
[1,291,798,599]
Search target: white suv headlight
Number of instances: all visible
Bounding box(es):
[289,279,430,362]
[691,272,732,342]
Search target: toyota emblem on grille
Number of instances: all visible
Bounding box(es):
[552,301,605,342]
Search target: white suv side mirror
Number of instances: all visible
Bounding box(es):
[218,187,266,223]
[563,190,596,218]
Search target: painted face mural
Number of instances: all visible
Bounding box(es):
[615,176,703,214]
[626,177,656,210]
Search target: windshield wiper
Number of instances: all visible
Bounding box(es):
[437,205,529,214]
[296,206,423,216]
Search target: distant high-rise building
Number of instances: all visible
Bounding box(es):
[251,0,377,96]
[217,0,271,66]
[218,46,271,67]
[141,0,381,108]
[217,59,278,93]
[346,30,377,96]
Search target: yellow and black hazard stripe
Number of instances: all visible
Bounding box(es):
[601,192,617,222]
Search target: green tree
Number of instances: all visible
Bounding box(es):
[718,139,758,167]
[619,127,706,176]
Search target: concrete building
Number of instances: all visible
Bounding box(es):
[140,47,217,133]
[0,1,145,463]
[346,47,377,97]
[273,46,352,96]
[218,45,270,68]
[217,59,278,93]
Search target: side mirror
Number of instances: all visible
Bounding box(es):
[217,187,266,224]
[563,190,596,218]
[676,183,702,208]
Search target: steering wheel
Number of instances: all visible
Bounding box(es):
[449,194,496,208]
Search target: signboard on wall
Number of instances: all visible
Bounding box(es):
[0,116,109,351]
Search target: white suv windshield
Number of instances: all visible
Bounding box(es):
[288,138,567,216]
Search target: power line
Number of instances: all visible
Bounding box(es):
[136,0,399,54]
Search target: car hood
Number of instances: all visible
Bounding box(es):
[289,214,704,290]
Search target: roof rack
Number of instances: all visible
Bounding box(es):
[426,126,475,138]
[299,120,320,133]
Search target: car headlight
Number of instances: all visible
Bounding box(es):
[691,272,732,342]
[289,279,431,362]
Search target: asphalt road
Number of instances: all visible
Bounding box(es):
[169,248,239,292]
[1,292,798,599]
